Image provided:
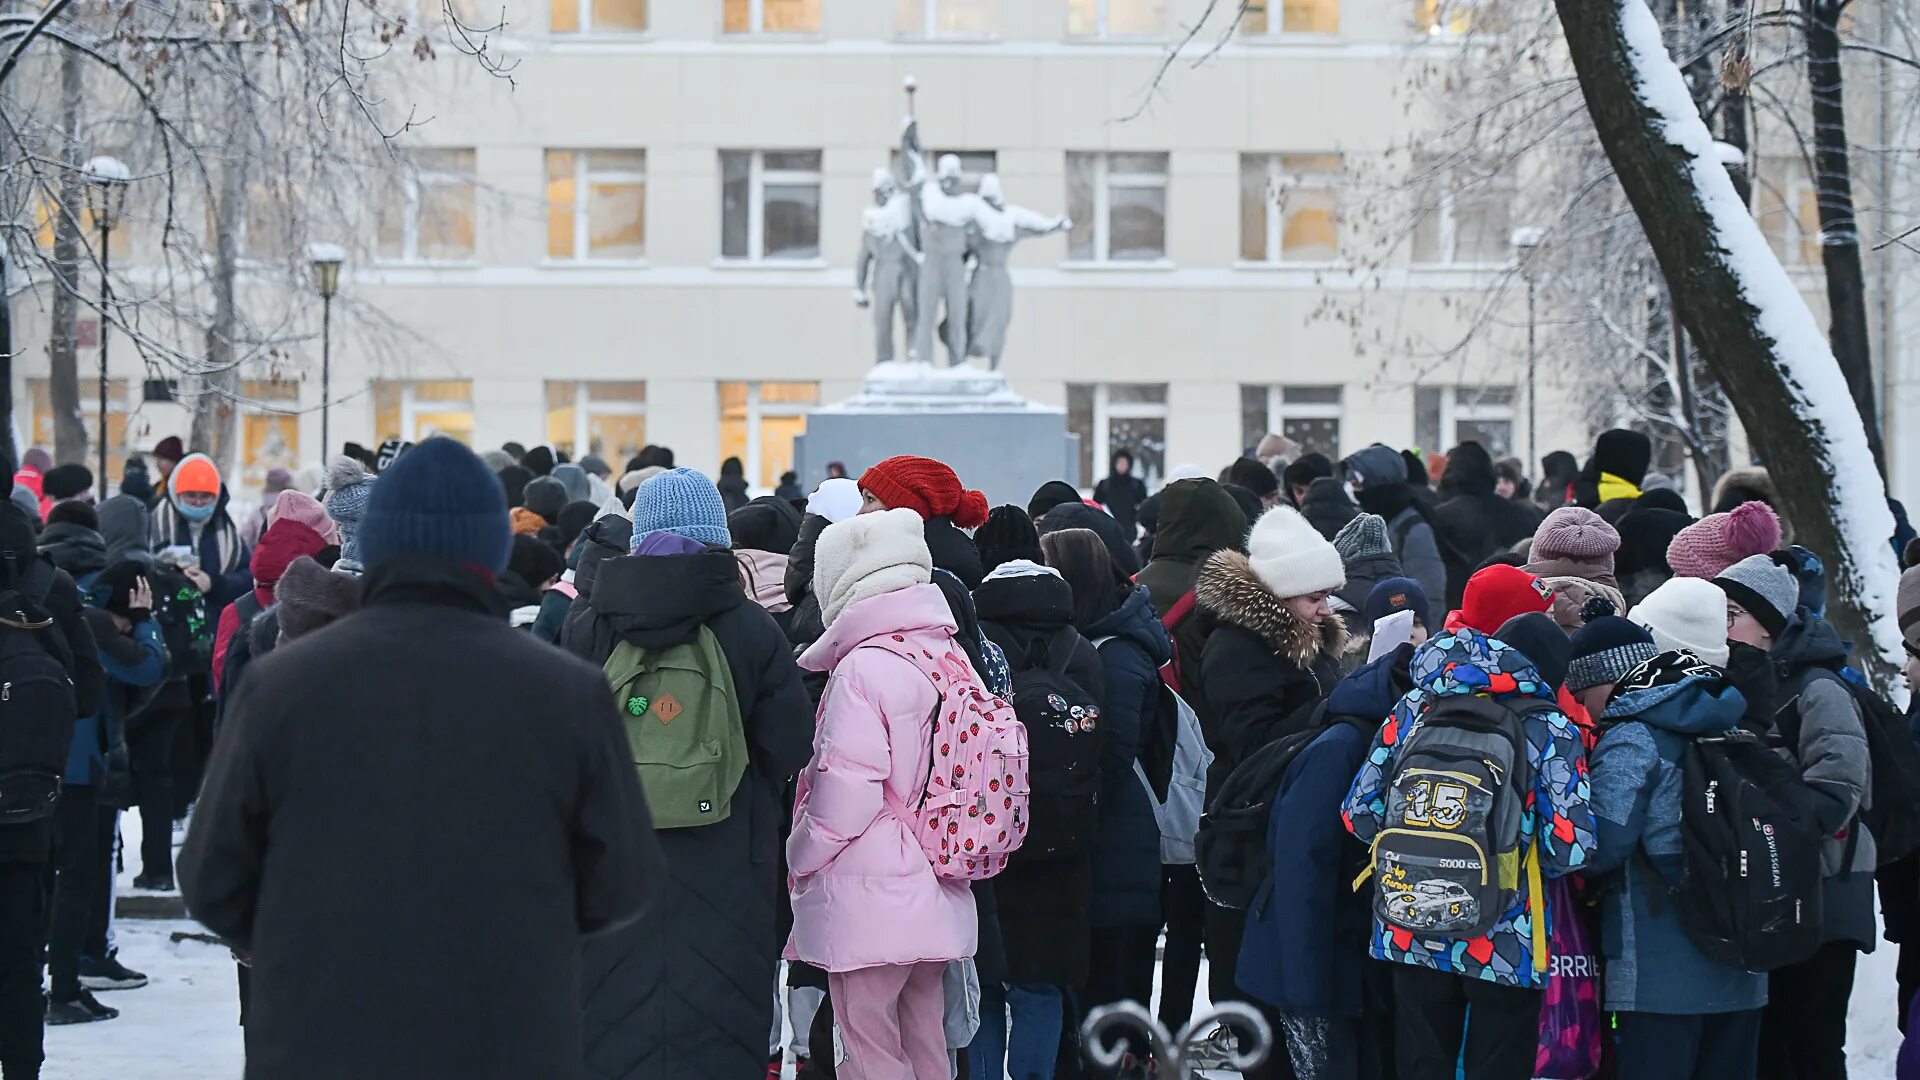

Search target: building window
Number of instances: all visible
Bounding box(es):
[546,150,646,262]
[719,381,819,489]
[1066,152,1168,263]
[1242,0,1338,35]
[28,377,131,469]
[1068,383,1168,489]
[1414,385,1515,457]
[720,150,822,262]
[373,380,475,445]
[240,379,301,493]
[551,0,646,32]
[898,0,993,36]
[1239,153,1340,264]
[722,0,818,33]
[1067,0,1165,36]
[376,149,476,263]
[1414,0,1497,36]
[545,381,648,461]
[1756,159,1821,268]
[890,149,998,195]
[1239,385,1343,458]
[1410,165,1513,266]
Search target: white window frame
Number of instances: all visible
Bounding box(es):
[1069,152,1170,264]
[1088,383,1169,485]
[735,382,815,490]
[398,383,474,442]
[724,0,819,34]
[721,150,823,263]
[551,0,645,33]
[550,150,647,263]
[1414,170,1514,268]
[899,0,995,38]
[1066,0,1167,38]
[1241,0,1339,38]
[384,151,477,265]
[1441,386,1516,450]
[1242,153,1341,265]
[568,382,648,455]
[1256,385,1344,449]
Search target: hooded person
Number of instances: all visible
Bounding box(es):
[1536,450,1580,511]
[1040,527,1172,1033]
[573,466,813,1079]
[786,508,978,1080]
[1342,622,1594,1079]
[857,455,989,589]
[548,463,591,506]
[729,494,803,635]
[1345,443,1448,628]
[1038,500,1142,579]
[8,484,40,528]
[1290,456,1357,540]
[1525,506,1627,633]
[1711,465,1789,530]
[1573,428,1654,511]
[977,504,1044,577]
[555,500,599,556]
[1027,480,1084,523]
[211,514,329,691]
[1665,501,1782,581]
[1585,631,1764,1078]
[323,456,377,574]
[717,456,751,514]
[577,455,615,503]
[178,437,660,1080]
[479,448,515,474]
[149,452,252,616]
[497,464,533,511]
[1093,449,1149,541]
[1430,441,1544,607]
[519,445,556,478]
[498,533,565,628]
[95,495,152,565]
[968,555,1108,1079]
[37,502,107,585]
[1493,457,1532,501]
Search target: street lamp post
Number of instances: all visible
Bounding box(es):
[83,156,130,501]
[307,243,345,465]
[1511,226,1545,472]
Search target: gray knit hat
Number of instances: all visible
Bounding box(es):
[323,456,377,568]
[1334,513,1392,562]
[1900,565,1920,656]
[1713,553,1799,636]
[1566,616,1658,693]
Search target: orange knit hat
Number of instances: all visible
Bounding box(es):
[169,453,221,497]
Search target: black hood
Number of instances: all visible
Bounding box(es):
[1037,502,1141,578]
[926,517,984,590]
[1084,584,1172,668]
[38,522,107,579]
[728,496,801,555]
[0,500,39,584]
[1439,442,1496,498]
[933,568,993,684]
[590,548,744,649]
[1354,482,1415,521]
[571,515,633,605]
[97,495,151,563]
[1772,611,1850,671]
[785,513,828,607]
[1150,479,1248,564]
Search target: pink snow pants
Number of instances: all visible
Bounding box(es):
[827,960,948,1080]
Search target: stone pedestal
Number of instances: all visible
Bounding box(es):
[794,361,1079,507]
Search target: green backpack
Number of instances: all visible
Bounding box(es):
[601,627,749,830]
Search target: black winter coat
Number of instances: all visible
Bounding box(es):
[1431,444,1543,606]
[573,548,813,1079]
[177,558,659,1080]
[1094,472,1148,541]
[1135,479,1249,735]
[560,514,631,652]
[926,515,985,590]
[1085,585,1172,929]
[783,514,828,651]
[975,567,1108,988]
[1195,550,1346,789]
[1298,477,1359,541]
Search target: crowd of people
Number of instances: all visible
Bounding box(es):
[0,426,1914,1080]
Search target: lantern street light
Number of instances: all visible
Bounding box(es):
[307,242,345,465]
[1511,225,1546,471]
[83,155,131,500]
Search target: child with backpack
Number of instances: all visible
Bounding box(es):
[1711,555,1876,1079]
[1342,613,1595,1080]
[787,508,986,1080]
[970,554,1106,1079]
[1583,605,1769,1080]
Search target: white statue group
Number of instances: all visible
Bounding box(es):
[856,88,1070,372]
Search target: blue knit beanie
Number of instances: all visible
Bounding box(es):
[355,437,512,574]
[631,467,731,551]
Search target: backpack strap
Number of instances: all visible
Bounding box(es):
[852,643,945,814]
[1161,590,1197,633]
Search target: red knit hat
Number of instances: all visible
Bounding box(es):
[858,456,989,529]
[1459,564,1555,634]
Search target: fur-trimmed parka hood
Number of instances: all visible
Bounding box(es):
[1196,548,1347,667]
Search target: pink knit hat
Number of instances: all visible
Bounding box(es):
[1532,507,1620,565]
[270,489,340,547]
[1666,500,1780,579]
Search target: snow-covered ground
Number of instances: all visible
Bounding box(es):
[42,812,1906,1077]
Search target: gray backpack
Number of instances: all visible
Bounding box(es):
[1367,695,1544,938]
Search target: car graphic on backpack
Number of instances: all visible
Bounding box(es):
[1386,879,1480,931]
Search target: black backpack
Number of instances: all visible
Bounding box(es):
[0,561,80,824]
[1818,671,1920,867]
[1009,628,1105,861]
[1196,703,1367,910]
[150,566,213,680]
[1656,730,1825,972]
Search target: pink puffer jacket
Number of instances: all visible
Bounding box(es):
[785,583,978,973]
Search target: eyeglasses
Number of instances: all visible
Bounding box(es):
[1727,603,1750,629]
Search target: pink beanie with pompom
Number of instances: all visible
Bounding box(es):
[1666,500,1781,579]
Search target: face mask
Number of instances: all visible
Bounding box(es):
[177,498,216,523]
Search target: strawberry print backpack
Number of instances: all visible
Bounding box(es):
[865,636,1031,881]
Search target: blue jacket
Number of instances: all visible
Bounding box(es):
[66,613,166,786]
[1086,586,1173,929]
[1342,630,1596,989]
[1240,645,1410,1017]
[1589,666,1765,1014]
